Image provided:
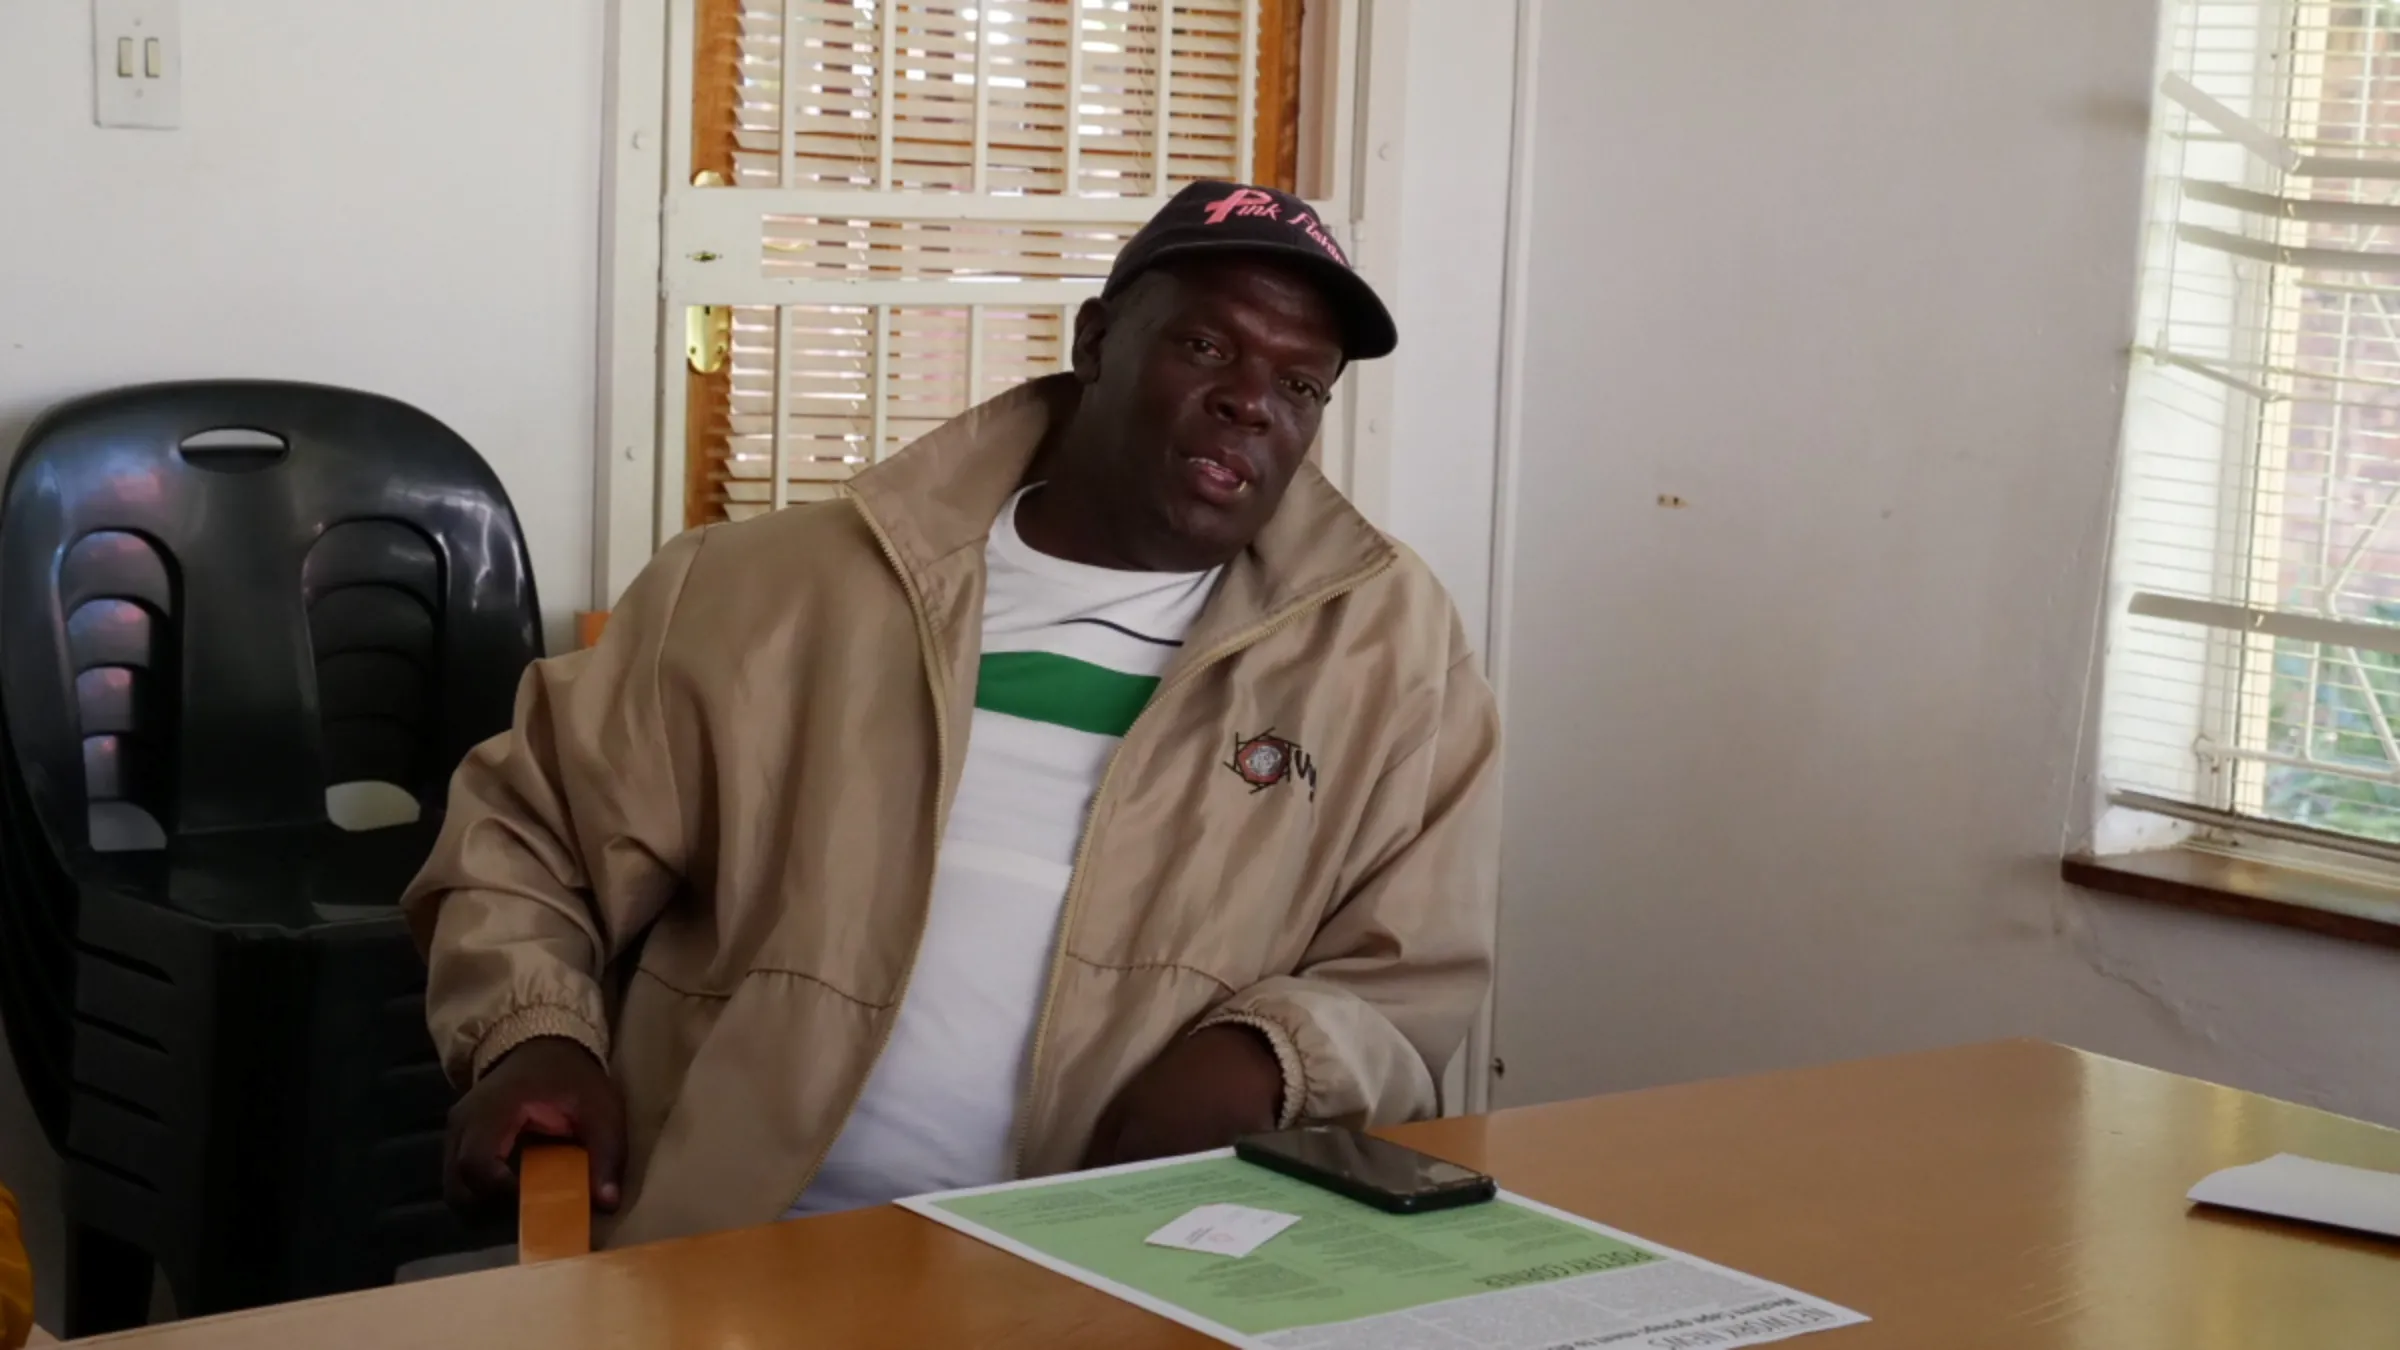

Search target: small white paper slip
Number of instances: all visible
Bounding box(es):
[2187,1153,2400,1240]
[1143,1203,1301,1259]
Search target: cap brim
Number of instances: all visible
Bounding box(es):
[1114,238,1398,361]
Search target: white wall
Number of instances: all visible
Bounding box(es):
[0,1,603,642]
[0,0,605,1323]
[1493,0,2400,1125]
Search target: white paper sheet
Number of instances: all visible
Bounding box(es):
[2187,1153,2400,1239]
[1146,1203,1303,1259]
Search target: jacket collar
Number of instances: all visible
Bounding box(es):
[843,372,1397,620]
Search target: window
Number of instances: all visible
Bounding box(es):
[2103,0,2400,856]
[595,0,1393,598]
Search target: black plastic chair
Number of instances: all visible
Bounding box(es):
[0,381,543,1334]
[0,705,76,1152]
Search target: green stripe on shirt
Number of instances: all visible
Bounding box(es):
[974,651,1158,738]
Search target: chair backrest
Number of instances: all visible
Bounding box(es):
[0,381,542,859]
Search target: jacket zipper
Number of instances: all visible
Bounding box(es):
[780,497,956,1214]
[1005,552,1397,1178]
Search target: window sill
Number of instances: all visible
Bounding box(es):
[2063,849,2400,950]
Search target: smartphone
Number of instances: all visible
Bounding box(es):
[1235,1126,1497,1214]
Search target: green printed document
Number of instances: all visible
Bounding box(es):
[900,1152,1866,1349]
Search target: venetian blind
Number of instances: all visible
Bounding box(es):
[2105,0,2400,848]
[682,0,1306,526]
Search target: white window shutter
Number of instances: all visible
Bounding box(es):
[667,0,1317,526]
[2104,0,2400,850]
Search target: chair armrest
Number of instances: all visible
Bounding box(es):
[517,1144,592,1264]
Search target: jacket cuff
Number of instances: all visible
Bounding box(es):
[1197,1012,1307,1130]
[469,1003,609,1081]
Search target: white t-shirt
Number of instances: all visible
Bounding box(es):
[787,488,1220,1216]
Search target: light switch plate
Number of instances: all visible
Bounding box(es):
[93,0,181,130]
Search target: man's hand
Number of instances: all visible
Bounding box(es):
[1081,1025,1286,1168]
[444,1037,628,1215]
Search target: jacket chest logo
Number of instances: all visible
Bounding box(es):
[1227,728,1317,801]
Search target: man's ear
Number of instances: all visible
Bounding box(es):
[1070,297,1111,385]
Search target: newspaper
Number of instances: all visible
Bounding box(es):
[900,1151,1866,1350]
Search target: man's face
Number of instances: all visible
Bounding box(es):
[1067,256,1345,571]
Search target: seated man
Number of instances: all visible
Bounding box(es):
[405,180,1500,1245]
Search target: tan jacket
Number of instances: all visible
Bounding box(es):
[403,375,1501,1246]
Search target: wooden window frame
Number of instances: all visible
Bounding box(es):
[595,0,1400,600]
[679,0,1313,534]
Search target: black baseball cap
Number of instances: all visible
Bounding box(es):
[1103,180,1398,361]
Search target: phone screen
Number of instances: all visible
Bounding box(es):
[1249,1126,1486,1196]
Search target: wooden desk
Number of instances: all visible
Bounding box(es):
[73,1041,2400,1348]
